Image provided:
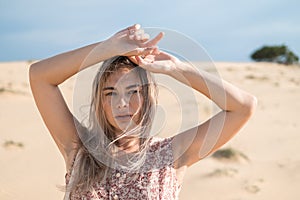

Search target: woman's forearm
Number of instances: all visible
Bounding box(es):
[29,24,161,86]
[29,41,112,86]
[169,62,257,114]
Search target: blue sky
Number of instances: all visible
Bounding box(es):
[1,0,299,62]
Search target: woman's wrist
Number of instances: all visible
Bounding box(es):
[99,39,120,59]
[168,61,196,80]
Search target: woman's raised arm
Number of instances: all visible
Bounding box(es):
[134,52,257,168]
[29,24,163,169]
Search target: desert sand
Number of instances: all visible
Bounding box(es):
[0,61,299,200]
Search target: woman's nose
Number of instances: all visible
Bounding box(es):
[116,96,129,109]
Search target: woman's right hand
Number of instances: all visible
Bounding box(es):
[104,24,164,57]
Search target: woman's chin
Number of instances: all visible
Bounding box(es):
[112,114,141,133]
[114,122,138,134]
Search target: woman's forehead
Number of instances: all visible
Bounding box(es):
[104,68,141,87]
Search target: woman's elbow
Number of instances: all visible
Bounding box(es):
[241,94,258,116]
[29,63,38,83]
[29,62,44,84]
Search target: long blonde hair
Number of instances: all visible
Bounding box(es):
[68,56,158,193]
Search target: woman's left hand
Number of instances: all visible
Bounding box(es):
[105,24,164,58]
[131,51,181,74]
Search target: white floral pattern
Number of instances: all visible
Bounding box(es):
[65,137,181,200]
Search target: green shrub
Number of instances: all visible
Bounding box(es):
[212,147,248,162]
[251,45,299,65]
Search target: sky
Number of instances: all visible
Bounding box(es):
[1,0,299,62]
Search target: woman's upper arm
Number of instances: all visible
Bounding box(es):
[172,97,257,168]
[29,64,80,162]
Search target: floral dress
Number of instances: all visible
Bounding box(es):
[64,137,182,200]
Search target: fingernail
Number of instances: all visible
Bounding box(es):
[135,24,141,29]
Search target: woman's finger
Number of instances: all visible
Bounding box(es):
[131,33,149,42]
[135,29,144,36]
[128,56,138,64]
[123,47,156,57]
[135,56,146,67]
[138,33,150,43]
[136,47,155,56]
[115,24,141,36]
[144,32,164,47]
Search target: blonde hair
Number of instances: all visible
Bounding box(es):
[68,56,158,193]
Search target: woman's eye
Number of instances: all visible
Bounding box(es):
[128,90,138,95]
[105,92,117,96]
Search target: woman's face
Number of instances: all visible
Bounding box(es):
[102,67,144,134]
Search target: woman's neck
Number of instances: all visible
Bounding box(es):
[116,136,140,153]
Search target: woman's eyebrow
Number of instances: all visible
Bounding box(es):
[126,84,141,90]
[102,84,141,91]
[103,87,115,91]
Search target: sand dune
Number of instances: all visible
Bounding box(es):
[0,61,299,199]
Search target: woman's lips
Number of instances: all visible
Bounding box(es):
[115,114,133,121]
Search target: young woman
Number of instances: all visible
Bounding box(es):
[29,24,257,200]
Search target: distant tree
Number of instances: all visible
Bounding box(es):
[251,45,299,65]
